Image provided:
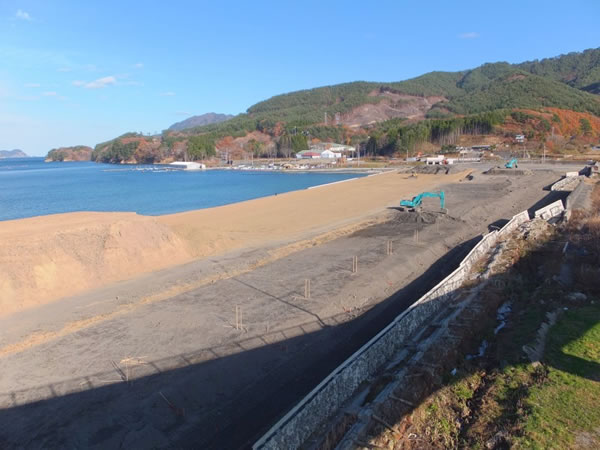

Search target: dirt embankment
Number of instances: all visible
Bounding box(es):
[0,213,192,316]
[0,171,468,317]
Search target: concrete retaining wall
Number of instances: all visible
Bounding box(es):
[551,175,582,192]
[497,210,530,238]
[566,180,585,212]
[253,210,532,450]
[459,231,498,272]
[534,199,565,220]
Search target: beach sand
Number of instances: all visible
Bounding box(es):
[0,170,466,316]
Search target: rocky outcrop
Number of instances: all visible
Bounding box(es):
[45,146,93,162]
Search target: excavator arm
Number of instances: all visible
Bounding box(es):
[400,191,445,210]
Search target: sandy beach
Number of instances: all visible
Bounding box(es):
[0,170,467,316]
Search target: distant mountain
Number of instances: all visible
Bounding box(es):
[46,146,93,162]
[168,113,233,131]
[0,149,28,158]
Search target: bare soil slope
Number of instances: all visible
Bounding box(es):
[342,91,446,127]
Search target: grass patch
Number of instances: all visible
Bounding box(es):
[516,305,600,449]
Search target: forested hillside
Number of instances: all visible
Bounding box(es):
[517,48,600,94]
[168,113,233,131]
[91,47,600,164]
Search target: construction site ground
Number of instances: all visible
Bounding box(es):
[360,202,600,449]
[0,168,569,449]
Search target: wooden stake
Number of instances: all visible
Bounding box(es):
[304,279,311,299]
[352,256,358,273]
[372,414,397,433]
[235,305,243,330]
[387,240,393,255]
[389,394,414,406]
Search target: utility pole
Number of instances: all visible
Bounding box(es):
[543,142,546,164]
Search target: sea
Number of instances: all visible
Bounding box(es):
[0,158,367,221]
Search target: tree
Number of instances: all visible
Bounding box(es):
[580,118,592,135]
[187,135,216,160]
[278,135,293,158]
[366,136,377,156]
[290,134,308,152]
[246,139,265,157]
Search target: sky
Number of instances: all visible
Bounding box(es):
[1,1,599,156]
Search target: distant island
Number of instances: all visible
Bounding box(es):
[46,146,93,162]
[168,112,233,131]
[0,149,28,158]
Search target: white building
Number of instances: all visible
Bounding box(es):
[426,155,445,165]
[169,161,206,170]
[309,142,354,154]
[320,149,342,159]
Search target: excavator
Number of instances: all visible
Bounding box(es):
[505,158,518,169]
[400,191,446,212]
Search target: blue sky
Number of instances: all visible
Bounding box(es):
[1,1,599,156]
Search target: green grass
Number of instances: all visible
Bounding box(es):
[516,305,600,449]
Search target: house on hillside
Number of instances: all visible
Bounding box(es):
[310,142,354,154]
[296,148,343,159]
[295,151,322,159]
[515,134,526,143]
[320,149,342,159]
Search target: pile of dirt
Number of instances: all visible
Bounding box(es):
[0,213,192,316]
[411,165,458,175]
[484,167,533,176]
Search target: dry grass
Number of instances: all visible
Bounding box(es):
[591,181,600,213]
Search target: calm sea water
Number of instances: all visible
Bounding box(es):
[0,158,366,221]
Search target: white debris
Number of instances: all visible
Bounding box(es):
[494,322,506,335]
[451,368,457,376]
[497,302,512,320]
[567,292,587,302]
[466,340,488,360]
[493,301,512,335]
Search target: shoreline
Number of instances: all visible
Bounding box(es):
[0,170,468,316]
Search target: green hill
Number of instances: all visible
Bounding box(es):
[93,48,600,163]
[432,62,600,116]
[183,48,600,138]
[517,48,600,94]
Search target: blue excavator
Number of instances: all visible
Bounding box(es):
[400,191,446,212]
[505,158,518,169]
